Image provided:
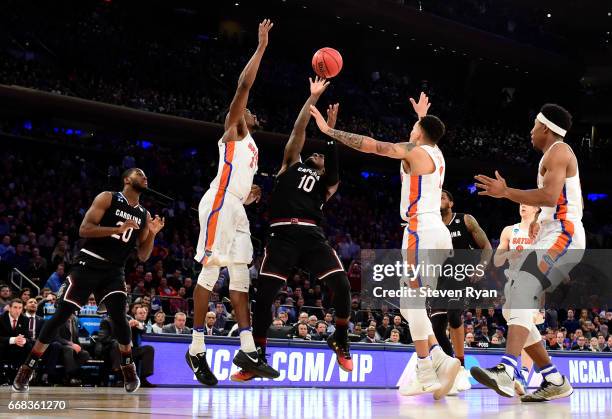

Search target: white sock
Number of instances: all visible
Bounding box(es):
[189,330,205,356]
[544,371,563,385]
[239,329,257,353]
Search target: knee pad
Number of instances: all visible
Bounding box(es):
[505,308,535,331]
[197,266,220,291]
[447,309,462,329]
[524,323,542,348]
[228,264,250,293]
[400,308,433,341]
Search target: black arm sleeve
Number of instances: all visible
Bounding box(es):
[324,139,339,186]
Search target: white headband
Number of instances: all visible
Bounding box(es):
[537,112,567,137]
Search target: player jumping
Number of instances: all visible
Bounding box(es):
[310,93,461,400]
[13,168,165,392]
[473,104,584,402]
[186,19,279,385]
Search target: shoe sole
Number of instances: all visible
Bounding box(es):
[434,358,461,400]
[125,378,141,393]
[470,368,514,398]
[521,387,574,402]
[327,339,353,373]
[233,355,279,379]
[185,351,218,386]
[11,384,28,393]
[230,373,256,383]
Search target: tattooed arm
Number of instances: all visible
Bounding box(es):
[309,105,416,159]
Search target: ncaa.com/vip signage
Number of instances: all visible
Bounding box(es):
[144,336,612,388]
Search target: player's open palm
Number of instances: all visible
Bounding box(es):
[309,105,330,133]
[326,103,340,129]
[258,19,273,48]
[474,171,507,198]
[149,215,165,235]
[309,76,330,97]
[409,91,431,119]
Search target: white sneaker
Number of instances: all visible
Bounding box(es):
[399,362,442,396]
[455,366,472,392]
[432,355,461,400]
[470,363,516,398]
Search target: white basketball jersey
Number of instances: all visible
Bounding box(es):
[508,223,533,270]
[400,144,445,222]
[209,132,259,203]
[537,141,582,223]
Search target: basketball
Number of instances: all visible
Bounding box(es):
[311,47,343,78]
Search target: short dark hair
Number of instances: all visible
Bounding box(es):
[442,189,454,202]
[10,298,23,307]
[418,115,446,143]
[540,104,572,135]
[121,167,139,187]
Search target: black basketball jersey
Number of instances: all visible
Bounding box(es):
[446,213,478,250]
[81,192,147,266]
[268,163,327,224]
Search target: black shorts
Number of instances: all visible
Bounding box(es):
[58,253,126,309]
[260,225,344,281]
[430,260,466,312]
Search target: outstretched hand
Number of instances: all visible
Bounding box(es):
[474,171,508,198]
[258,19,274,49]
[409,92,431,119]
[326,103,340,130]
[309,105,330,133]
[310,76,330,97]
[148,215,165,235]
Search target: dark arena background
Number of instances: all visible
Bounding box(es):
[0,0,611,417]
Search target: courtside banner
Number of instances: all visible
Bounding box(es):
[145,336,612,388]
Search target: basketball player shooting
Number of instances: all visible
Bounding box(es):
[472,104,585,402]
[232,77,350,381]
[13,168,165,393]
[310,93,461,400]
[186,19,279,385]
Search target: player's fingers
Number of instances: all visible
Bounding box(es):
[409,98,416,106]
[477,191,489,196]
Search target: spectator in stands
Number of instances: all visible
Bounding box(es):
[19,288,31,303]
[563,309,580,334]
[0,236,15,260]
[307,315,319,331]
[377,315,392,341]
[183,277,195,299]
[477,324,491,344]
[494,326,506,345]
[23,298,44,341]
[557,331,569,350]
[203,312,222,336]
[581,320,596,339]
[129,307,156,387]
[56,314,90,385]
[162,312,191,334]
[386,329,401,344]
[589,337,601,352]
[490,335,502,347]
[323,312,336,334]
[311,321,329,341]
[169,287,188,314]
[271,318,284,329]
[0,285,12,308]
[158,278,177,298]
[546,329,563,350]
[597,334,606,350]
[9,243,30,273]
[604,336,612,352]
[353,323,364,339]
[465,332,475,347]
[44,264,65,293]
[0,299,32,374]
[213,302,227,331]
[294,323,311,341]
[571,336,589,351]
[361,326,380,343]
[392,315,407,343]
[28,247,48,284]
[151,311,166,334]
[50,240,71,268]
[278,311,290,326]
[37,227,55,258]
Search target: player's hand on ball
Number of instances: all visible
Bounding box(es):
[245,184,262,205]
[119,219,140,233]
[309,105,330,133]
[309,76,330,97]
[474,171,507,198]
[529,220,540,240]
[149,215,165,234]
[326,103,340,130]
[258,19,273,49]
[409,91,431,119]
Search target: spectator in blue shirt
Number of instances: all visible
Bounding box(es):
[44,264,65,292]
[0,236,15,260]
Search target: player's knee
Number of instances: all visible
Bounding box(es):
[38,302,76,344]
[228,264,250,293]
[447,309,462,329]
[505,309,534,331]
[197,266,220,291]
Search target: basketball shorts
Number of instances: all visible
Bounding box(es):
[195,188,253,267]
[58,253,126,309]
[259,225,344,281]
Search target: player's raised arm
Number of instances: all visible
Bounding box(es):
[79,192,139,238]
[279,77,330,174]
[224,19,273,133]
[309,104,416,159]
[474,145,572,206]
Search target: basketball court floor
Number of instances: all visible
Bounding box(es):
[0,387,610,418]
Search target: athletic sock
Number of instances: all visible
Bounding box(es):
[239,328,257,353]
[335,318,348,343]
[540,363,563,385]
[500,353,520,379]
[190,327,205,356]
[120,348,133,366]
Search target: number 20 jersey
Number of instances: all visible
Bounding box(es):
[268,162,326,225]
[80,191,147,267]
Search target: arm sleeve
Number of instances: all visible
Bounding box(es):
[324,139,339,186]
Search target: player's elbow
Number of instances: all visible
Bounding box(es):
[542,191,558,207]
[79,225,90,238]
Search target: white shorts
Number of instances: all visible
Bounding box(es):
[194,189,253,267]
[401,213,452,290]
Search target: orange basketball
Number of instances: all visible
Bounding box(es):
[311,47,343,79]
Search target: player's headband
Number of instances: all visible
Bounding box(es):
[536,112,567,137]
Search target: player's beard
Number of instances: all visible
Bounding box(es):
[131,181,147,193]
